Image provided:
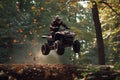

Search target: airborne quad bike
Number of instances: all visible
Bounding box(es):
[41,29,80,55]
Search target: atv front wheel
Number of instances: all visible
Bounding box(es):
[73,40,80,53]
[54,40,65,55]
[41,43,50,55]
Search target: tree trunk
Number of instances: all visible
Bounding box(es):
[91,1,105,65]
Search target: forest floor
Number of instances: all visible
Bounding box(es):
[0,64,120,80]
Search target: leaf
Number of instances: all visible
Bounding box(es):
[31,5,35,10]
[44,70,51,79]
[13,39,17,43]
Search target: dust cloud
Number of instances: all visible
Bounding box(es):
[7,44,61,64]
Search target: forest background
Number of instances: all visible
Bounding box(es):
[0,0,119,69]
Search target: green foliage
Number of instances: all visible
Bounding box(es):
[114,62,120,70]
[116,77,120,80]
[88,65,100,73]
[81,72,88,77]
[99,1,120,64]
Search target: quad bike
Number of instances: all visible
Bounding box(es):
[41,29,80,55]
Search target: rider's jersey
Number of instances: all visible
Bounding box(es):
[50,20,68,32]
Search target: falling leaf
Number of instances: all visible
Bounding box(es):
[39,26,42,29]
[41,7,44,10]
[38,7,41,12]
[34,30,37,33]
[33,19,37,24]
[13,39,17,43]
[9,57,12,60]
[29,52,33,57]
[33,19,37,22]
[20,29,23,33]
[24,35,27,38]
[31,5,35,10]
[29,31,33,34]
[45,1,50,5]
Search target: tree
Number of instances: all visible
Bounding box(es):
[98,1,120,64]
[92,1,105,65]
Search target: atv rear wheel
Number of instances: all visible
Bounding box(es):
[73,40,80,53]
[41,43,50,55]
[54,40,65,55]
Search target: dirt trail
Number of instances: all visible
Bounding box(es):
[0,64,119,80]
[0,64,82,80]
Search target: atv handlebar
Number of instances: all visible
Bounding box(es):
[51,27,70,30]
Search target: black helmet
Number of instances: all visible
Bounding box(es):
[55,15,61,21]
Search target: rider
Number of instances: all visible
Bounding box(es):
[50,15,69,39]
